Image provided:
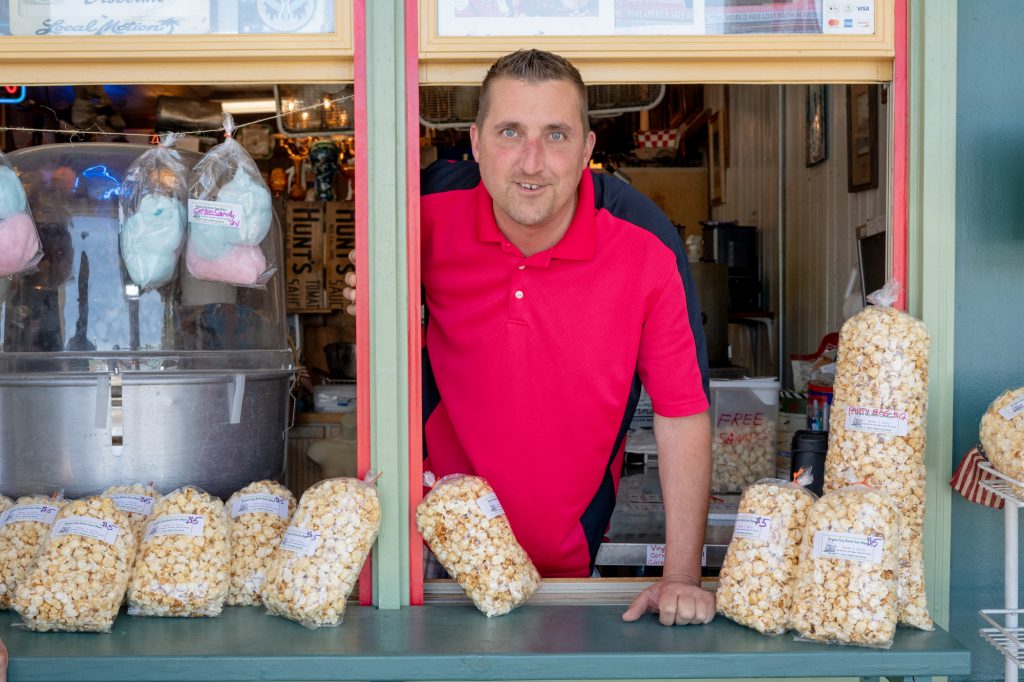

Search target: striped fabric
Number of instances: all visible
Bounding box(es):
[949,446,1004,510]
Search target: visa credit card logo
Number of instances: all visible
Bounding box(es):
[1,86,26,104]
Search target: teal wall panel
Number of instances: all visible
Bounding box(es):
[952,1,1024,679]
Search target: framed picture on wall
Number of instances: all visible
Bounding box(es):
[846,84,879,192]
[806,84,827,166]
[708,111,726,205]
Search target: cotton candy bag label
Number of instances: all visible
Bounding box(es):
[189,199,243,229]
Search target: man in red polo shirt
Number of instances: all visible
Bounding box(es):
[349,50,713,626]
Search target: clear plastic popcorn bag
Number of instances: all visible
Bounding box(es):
[261,475,381,629]
[225,480,296,606]
[980,387,1024,496]
[102,483,161,547]
[789,484,900,649]
[0,149,43,277]
[127,486,231,617]
[186,112,278,287]
[118,133,189,290]
[716,473,817,635]
[12,497,136,632]
[0,496,11,513]
[823,279,933,630]
[0,494,66,609]
[415,473,541,617]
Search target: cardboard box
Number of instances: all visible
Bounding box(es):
[285,202,326,312]
[325,201,356,310]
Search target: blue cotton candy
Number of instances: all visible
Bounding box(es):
[0,165,28,221]
[120,194,186,288]
[187,220,238,260]
[216,167,272,245]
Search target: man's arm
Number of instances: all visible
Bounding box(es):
[622,410,715,626]
[1,635,8,682]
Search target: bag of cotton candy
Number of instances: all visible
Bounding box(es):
[118,133,189,290]
[185,113,278,288]
[0,149,43,278]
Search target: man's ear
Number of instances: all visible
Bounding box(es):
[469,124,481,163]
[584,130,597,165]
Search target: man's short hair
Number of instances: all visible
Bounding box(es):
[476,49,590,132]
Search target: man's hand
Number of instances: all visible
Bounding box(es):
[1,635,9,682]
[343,250,356,316]
[622,575,716,626]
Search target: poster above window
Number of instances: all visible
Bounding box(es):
[0,0,336,37]
[436,0,875,38]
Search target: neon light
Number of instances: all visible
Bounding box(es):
[0,86,26,105]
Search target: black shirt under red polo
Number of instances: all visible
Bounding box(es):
[421,160,709,577]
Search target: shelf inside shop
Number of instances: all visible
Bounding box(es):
[980,609,1024,669]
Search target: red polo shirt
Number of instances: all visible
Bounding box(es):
[421,161,709,577]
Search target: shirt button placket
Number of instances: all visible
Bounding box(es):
[508,262,527,323]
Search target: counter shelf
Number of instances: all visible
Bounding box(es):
[1,604,969,682]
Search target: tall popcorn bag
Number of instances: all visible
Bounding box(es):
[822,279,933,630]
[186,113,278,287]
[0,150,43,277]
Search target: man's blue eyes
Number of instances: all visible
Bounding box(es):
[499,129,566,140]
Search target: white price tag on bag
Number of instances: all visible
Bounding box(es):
[1000,397,1024,421]
[844,406,909,437]
[476,493,505,519]
[280,526,321,557]
[812,530,884,564]
[144,514,205,541]
[188,199,243,229]
[0,504,59,527]
[231,494,289,520]
[51,516,120,545]
[106,494,155,516]
[732,513,773,541]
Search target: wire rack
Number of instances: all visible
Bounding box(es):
[976,461,1024,678]
[980,609,1024,668]
[978,461,1024,508]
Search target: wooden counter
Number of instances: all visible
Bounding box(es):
[2,605,969,682]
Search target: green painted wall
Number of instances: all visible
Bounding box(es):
[950,1,1024,680]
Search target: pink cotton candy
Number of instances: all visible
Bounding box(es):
[186,239,267,287]
[0,212,42,277]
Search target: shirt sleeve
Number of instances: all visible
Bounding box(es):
[636,261,710,418]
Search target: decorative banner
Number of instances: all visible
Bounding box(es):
[5,0,335,36]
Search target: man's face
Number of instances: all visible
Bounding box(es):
[470,77,596,238]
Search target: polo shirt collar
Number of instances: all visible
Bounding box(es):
[474,169,597,263]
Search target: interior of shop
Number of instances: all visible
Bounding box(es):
[0,76,890,580]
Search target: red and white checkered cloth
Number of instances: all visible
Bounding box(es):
[633,129,679,149]
[949,446,1004,510]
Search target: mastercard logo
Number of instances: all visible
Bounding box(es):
[828,18,840,26]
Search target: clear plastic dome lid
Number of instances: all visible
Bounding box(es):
[0,143,290,373]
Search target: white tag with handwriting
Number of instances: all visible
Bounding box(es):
[280,526,321,557]
[144,514,205,541]
[476,493,504,518]
[0,504,59,527]
[813,531,884,564]
[733,513,773,541]
[106,494,155,516]
[51,516,120,545]
[231,494,289,520]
